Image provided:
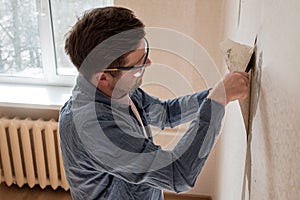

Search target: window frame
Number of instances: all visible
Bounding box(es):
[0,0,114,87]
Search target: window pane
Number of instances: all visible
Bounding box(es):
[50,0,112,76]
[0,0,43,78]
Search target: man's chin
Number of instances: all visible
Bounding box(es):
[112,80,142,98]
[112,88,136,99]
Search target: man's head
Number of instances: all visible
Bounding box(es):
[65,6,145,80]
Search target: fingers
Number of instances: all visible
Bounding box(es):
[233,71,250,86]
[207,71,251,106]
[223,71,250,102]
[230,71,250,92]
[234,71,250,100]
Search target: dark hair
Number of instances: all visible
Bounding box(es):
[64,7,145,79]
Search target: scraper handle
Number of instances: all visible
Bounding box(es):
[245,52,255,73]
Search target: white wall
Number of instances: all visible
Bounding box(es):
[221,0,300,199]
[251,0,300,199]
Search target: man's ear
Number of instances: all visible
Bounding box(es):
[95,72,109,87]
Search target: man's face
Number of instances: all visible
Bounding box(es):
[111,39,151,98]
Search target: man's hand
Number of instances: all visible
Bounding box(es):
[207,71,250,106]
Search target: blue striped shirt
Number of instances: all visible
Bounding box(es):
[59,75,224,200]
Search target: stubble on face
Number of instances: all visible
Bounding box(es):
[111,72,143,99]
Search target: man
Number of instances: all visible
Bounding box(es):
[59,6,249,200]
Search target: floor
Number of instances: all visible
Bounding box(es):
[0,183,72,200]
[0,183,211,200]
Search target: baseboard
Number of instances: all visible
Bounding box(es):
[164,191,212,200]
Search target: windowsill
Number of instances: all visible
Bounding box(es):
[0,83,72,110]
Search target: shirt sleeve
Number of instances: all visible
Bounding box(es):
[131,88,211,129]
[78,97,225,193]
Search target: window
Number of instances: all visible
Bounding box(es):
[0,0,113,86]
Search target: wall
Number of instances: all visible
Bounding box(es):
[222,0,300,199]
[252,0,300,199]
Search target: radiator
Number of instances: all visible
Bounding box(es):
[0,117,69,191]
